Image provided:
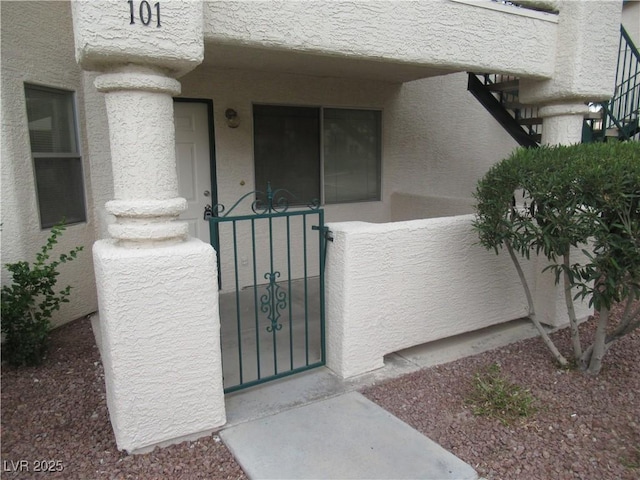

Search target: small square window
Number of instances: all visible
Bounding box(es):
[25,84,87,228]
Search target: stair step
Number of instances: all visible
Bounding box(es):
[605,128,621,137]
[585,111,603,120]
[517,117,543,126]
[503,101,529,110]
[486,80,520,92]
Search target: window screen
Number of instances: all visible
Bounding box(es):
[25,84,86,228]
[254,105,321,205]
[323,108,381,203]
[253,104,382,206]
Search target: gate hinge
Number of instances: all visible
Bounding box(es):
[312,225,333,242]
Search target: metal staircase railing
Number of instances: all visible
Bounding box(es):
[594,25,640,141]
[470,25,639,146]
[467,72,540,148]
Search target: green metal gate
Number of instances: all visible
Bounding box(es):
[207,184,327,393]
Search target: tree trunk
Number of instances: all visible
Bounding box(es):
[506,241,568,367]
[563,252,582,360]
[585,306,610,375]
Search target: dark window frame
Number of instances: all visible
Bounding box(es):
[253,104,382,206]
[24,83,87,229]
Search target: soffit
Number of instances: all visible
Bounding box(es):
[202,43,457,83]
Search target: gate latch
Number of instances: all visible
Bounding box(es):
[312,225,333,242]
[203,204,213,220]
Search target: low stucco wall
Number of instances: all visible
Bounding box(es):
[324,214,590,379]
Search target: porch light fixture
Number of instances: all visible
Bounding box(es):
[225,108,239,128]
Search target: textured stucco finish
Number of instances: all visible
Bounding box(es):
[72,0,225,452]
[324,216,590,379]
[0,0,98,326]
[519,1,622,145]
[1,0,624,451]
[520,0,622,105]
[93,239,225,452]
[71,0,203,77]
[203,0,557,80]
[99,76,180,201]
[540,113,589,146]
[622,2,640,45]
[94,67,189,243]
[82,71,115,240]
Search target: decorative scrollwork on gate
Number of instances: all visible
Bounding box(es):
[260,271,286,333]
[210,182,320,218]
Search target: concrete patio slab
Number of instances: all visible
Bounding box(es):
[220,391,478,480]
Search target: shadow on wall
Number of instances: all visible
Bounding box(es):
[390,192,476,221]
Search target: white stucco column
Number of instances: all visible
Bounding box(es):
[519,0,622,146]
[95,67,187,245]
[72,1,225,453]
[538,103,590,146]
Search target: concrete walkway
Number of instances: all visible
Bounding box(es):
[219,318,541,479]
[221,392,477,479]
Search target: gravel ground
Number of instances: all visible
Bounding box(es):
[1,319,247,480]
[363,303,640,480]
[2,305,638,480]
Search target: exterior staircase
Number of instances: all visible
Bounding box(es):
[468,25,640,147]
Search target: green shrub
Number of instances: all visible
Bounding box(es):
[474,142,640,374]
[1,224,83,366]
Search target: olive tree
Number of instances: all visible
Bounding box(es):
[474,142,640,374]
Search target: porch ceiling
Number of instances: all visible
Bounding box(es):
[202,43,457,83]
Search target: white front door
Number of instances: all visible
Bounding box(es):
[174,101,213,243]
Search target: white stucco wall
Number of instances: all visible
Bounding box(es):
[82,71,114,241]
[622,1,640,46]
[0,1,98,326]
[520,0,622,105]
[3,0,616,327]
[325,215,591,379]
[93,239,225,453]
[203,0,558,80]
[325,215,531,378]
[71,0,203,78]
[388,73,519,214]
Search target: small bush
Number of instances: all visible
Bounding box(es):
[474,142,640,374]
[465,363,537,425]
[1,224,82,366]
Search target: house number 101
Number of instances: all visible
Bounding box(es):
[128,0,161,27]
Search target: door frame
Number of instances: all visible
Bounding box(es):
[173,98,221,287]
[173,97,218,212]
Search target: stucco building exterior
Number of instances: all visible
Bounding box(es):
[1,0,637,453]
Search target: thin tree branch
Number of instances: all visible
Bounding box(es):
[506,240,568,366]
[586,306,610,375]
[563,252,582,359]
[605,289,639,341]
